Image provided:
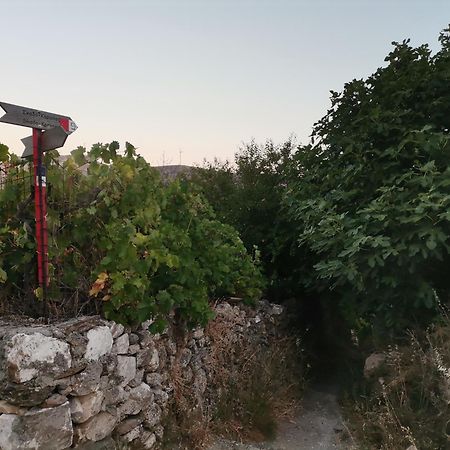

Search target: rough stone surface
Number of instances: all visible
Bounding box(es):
[146,372,162,388]
[5,332,71,383]
[110,323,125,339]
[70,391,104,423]
[67,361,103,396]
[116,356,137,387]
[364,353,386,379]
[143,403,162,428]
[142,431,157,449]
[0,402,72,450]
[0,301,283,449]
[114,417,144,435]
[42,393,68,408]
[84,326,113,361]
[75,412,117,443]
[112,333,129,355]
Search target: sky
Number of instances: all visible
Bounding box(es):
[0,0,449,166]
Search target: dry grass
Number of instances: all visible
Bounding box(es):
[205,311,305,443]
[163,306,305,449]
[345,319,450,450]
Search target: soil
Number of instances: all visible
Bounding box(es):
[208,383,355,450]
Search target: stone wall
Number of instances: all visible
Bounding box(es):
[0,301,283,449]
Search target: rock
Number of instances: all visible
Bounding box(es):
[112,333,129,354]
[179,348,192,368]
[143,403,162,428]
[364,353,386,379]
[145,372,162,388]
[129,333,139,345]
[122,424,142,442]
[128,344,140,355]
[67,361,103,395]
[75,412,117,442]
[41,393,68,407]
[4,332,72,383]
[0,381,54,407]
[142,431,157,448]
[104,385,129,406]
[0,400,27,415]
[0,402,72,450]
[154,424,164,440]
[66,332,88,360]
[192,328,204,339]
[84,326,113,361]
[116,356,137,386]
[129,368,144,388]
[75,437,117,450]
[137,348,159,370]
[406,446,418,450]
[70,391,104,423]
[118,383,153,417]
[271,304,283,315]
[153,388,169,407]
[114,416,143,435]
[110,323,125,339]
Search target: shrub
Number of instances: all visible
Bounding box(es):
[0,142,264,327]
[284,28,450,331]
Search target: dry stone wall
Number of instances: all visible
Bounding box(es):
[0,301,283,449]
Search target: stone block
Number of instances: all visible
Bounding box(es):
[70,391,104,423]
[0,402,72,450]
[4,332,72,383]
[84,326,113,361]
[116,356,137,386]
[112,333,129,355]
[75,411,117,443]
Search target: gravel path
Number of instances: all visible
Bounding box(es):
[208,383,355,450]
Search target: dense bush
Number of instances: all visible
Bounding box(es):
[190,140,299,300]
[0,143,264,327]
[284,29,450,331]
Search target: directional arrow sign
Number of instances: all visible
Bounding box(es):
[21,126,70,158]
[0,102,77,133]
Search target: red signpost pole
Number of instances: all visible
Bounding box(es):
[32,128,48,311]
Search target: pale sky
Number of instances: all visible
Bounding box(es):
[0,0,448,165]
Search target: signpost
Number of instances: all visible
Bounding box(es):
[0,102,77,308]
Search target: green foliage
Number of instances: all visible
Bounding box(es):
[284,28,450,330]
[191,140,297,300]
[0,142,264,326]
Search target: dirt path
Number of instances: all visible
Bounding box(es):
[208,383,354,450]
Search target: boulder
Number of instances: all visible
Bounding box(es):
[0,401,72,450]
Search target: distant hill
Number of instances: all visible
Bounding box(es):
[152,165,195,181]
